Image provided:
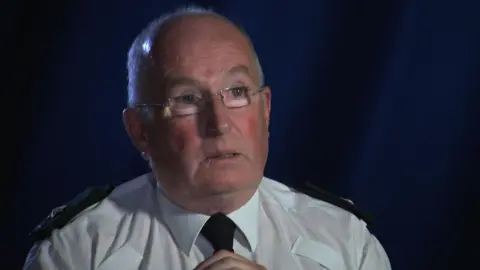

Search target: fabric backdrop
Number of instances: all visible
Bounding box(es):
[10,0,479,269]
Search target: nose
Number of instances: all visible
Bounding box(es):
[204,96,231,137]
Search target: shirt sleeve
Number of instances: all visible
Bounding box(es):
[358,233,392,270]
[23,228,90,270]
[23,241,70,270]
[348,212,391,270]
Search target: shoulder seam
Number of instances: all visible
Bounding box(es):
[29,184,116,243]
[294,181,374,226]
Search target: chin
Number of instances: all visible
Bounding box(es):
[198,169,260,195]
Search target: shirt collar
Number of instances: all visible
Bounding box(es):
[156,182,260,256]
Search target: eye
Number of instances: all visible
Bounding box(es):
[229,86,248,98]
[173,93,202,104]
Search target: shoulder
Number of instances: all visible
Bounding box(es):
[258,177,373,227]
[28,173,154,243]
[259,178,390,269]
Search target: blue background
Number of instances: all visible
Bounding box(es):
[10,0,479,269]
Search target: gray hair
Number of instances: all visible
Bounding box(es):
[126,5,265,108]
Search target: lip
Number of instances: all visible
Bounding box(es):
[205,149,241,159]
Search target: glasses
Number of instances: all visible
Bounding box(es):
[135,86,266,117]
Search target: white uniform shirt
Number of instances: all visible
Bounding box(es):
[24,173,391,270]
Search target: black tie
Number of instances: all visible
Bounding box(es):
[200,213,237,253]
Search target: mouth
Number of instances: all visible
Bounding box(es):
[206,151,241,160]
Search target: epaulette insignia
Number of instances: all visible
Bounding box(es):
[294,181,374,227]
[29,184,115,242]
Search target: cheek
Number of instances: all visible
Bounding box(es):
[241,113,265,147]
[166,120,200,154]
[245,117,259,137]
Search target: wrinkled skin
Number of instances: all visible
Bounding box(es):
[123,15,271,214]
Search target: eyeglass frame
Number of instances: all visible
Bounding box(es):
[134,85,267,117]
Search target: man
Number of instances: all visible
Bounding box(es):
[24,6,391,270]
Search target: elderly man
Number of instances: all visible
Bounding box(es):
[24,6,391,270]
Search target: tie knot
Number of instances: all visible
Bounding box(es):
[200,213,237,253]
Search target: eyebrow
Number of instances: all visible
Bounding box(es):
[164,77,198,89]
[227,65,252,77]
[164,65,253,90]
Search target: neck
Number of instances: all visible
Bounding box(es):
[172,187,256,215]
[153,175,257,215]
[152,168,261,215]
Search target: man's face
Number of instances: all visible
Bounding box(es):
[139,17,271,200]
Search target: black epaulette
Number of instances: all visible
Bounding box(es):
[29,184,116,243]
[294,181,374,227]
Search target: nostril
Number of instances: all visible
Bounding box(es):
[206,123,229,136]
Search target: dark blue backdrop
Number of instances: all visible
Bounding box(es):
[11,0,479,269]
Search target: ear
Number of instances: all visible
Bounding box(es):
[262,86,272,129]
[123,108,150,156]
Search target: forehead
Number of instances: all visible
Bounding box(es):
[154,16,256,82]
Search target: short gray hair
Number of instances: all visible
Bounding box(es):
[126,5,264,107]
